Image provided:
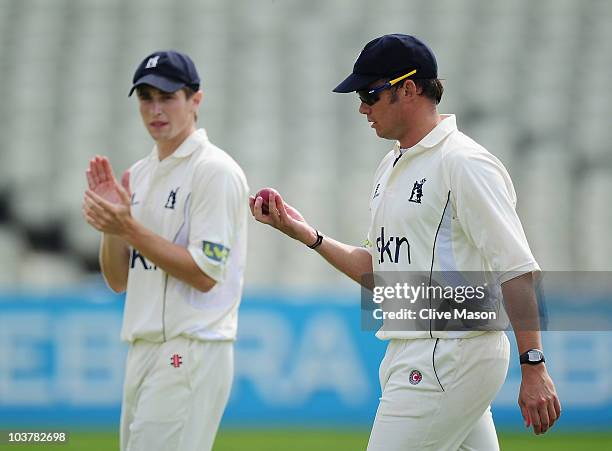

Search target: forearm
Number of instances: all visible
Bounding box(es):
[99,234,130,293]
[122,219,215,292]
[298,228,373,286]
[501,272,543,353]
[250,192,373,286]
[502,272,548,379]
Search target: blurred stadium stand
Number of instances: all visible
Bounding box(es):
[0,0,611,290]
[1,0,612,436]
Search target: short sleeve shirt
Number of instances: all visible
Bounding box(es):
[121,129,249,343]
[365,115,539,339]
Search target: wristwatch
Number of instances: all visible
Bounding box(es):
[519,349,545,365]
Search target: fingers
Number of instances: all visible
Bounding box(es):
[88,155,111,186]
[250,195,273,225]
[86,169,95,190]
[542,395,561,433]
[273,192,290,222]
[84,192,112,220]
[83,189,129,234]
[85,189,115,212]
[89,155,118,185]
[89,158,101,186]
[252,195,263,217]
[526,397,556,435]
[546,399,558,430]
[82,197,105,231]
[519,403,530,428]
[253,195,282,227]
[93,156,107,183]
[554,396,562,420]
[527,403,542,434]
[538,400,551,434]
[101,157,116,183]
[83,206,102,231]
[267,191,282,220]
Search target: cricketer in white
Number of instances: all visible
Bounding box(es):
[83,50,248,451]
[250,34,560,450]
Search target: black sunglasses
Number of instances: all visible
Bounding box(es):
[357,69,417,106]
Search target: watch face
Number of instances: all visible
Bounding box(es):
[528,350,541,362]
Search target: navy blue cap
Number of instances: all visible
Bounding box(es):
[333,34,437,93]
[129,50,200,96]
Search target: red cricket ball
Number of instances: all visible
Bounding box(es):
[255,187,278,215]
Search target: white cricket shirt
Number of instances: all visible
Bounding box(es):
[365,115,540,340]
[121,129,249,343]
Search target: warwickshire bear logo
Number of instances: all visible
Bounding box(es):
[409,178,426,203]
[165,188,180,209]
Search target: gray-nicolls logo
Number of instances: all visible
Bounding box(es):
[409,178,427,204]
[146,56,160,69]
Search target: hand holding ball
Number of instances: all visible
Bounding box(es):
[251,187,309,242]
[255,187,279,215]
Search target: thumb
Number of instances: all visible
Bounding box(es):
[121,170,131,195]
[117,180,131,205]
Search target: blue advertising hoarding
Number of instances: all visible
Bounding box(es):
[0,289,611,430]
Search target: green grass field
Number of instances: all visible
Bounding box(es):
[2,430,611,451]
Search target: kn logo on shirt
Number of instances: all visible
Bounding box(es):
[376,227,411,264]
[130,248,157,270]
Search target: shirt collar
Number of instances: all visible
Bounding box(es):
[150,128,209,161]
[419,114,456,148]
[393,114,457,158]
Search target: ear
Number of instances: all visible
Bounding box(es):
[192,90,204,108]
[403,80,418,98]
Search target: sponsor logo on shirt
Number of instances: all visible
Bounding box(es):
[408,178,426,204]
[376,227,411,264]
[203,240,230,263]
[130,249,157,270]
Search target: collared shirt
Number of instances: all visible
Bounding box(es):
[365,115,540,340]
[121,129,249,343]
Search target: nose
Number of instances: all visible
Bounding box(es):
[359,101,370,115]
[151,100,163,116]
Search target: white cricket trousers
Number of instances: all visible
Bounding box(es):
[120,337,233,451]
[367,332,510,451]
